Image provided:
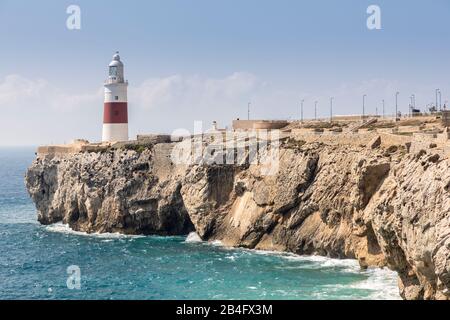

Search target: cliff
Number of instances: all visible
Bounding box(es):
[25,133,450,300]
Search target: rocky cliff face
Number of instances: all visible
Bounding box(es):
[26,144,193,235]
[25,138,450,300]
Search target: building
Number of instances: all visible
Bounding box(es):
[232,119,288,131]
[411,108,422,117]
[102,52,129,142]
[442,110,450,127]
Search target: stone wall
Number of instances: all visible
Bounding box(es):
[410,131,450,157]
[291,128,450,159]
[442,110,450,127]
[36,127,450,160]
[379,132,412,148]
[291,129,378,147]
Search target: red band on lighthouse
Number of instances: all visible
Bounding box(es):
[103,102,128,124]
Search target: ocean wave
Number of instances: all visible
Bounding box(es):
[219,246,401,300]
[280,253,400,299]
[185,232,203,243]
[319,270,400,300]
[250,249,360,270]
[44,223,145,239]
[214,245,360,269]
[351,268,401,300]
[43,224,401,299]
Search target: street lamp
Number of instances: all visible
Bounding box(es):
[247,102,251,120]
[439,90,442,110]
[395,92,400,121]
[314,101,318,120]
[382,99,385,118]
[410,95,414,117]
[301,99,304,122]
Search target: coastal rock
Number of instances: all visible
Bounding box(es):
[368,135,382,149]
[25,138,450,300]
[25,146,194,235]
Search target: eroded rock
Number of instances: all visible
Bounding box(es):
[25,138,450,300]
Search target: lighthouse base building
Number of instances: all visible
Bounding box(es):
[102,52,129,142]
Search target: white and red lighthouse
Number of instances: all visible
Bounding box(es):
[102,52,129,142]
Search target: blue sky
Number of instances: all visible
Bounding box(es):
[0,0,449,145]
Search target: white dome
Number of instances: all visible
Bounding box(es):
[109,52,123,67]
[109,60,123,67]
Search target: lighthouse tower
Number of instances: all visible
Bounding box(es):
[102,52,129,142]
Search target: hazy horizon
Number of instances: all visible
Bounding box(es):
[1,0,449,145]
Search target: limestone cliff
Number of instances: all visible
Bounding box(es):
[26,144,193,235]
[25,137,450,300]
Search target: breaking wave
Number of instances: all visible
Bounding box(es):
[43,224,400,299]
[185,232,203,243]
[44,222,145,239]
[221,248,400,300]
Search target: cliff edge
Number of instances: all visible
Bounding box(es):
[25,132,450,300]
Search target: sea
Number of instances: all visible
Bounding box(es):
[0,147,400,300]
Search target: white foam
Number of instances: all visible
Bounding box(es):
[44,223,401,299]
[353,268,401,300]
[250,249,360,270]
[317,267,400,299]
[230,247,401,300]
[211,240,224,246]
[225,255,237,261]
[185,232,203,243]
[44,223,145,239]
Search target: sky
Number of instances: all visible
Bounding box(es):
[0,0,450,145]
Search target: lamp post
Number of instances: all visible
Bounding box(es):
[315,101,318,120]
[247,102,250,120]
[301,99,304,122]
[395,92,399,121]
[382,99,385,118]
[439,90,442,110]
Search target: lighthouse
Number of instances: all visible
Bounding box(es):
[102,52,129,142]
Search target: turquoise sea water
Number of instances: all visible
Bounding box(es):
[0,147,400,300]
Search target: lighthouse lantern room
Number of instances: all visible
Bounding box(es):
[102,52,129,142]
